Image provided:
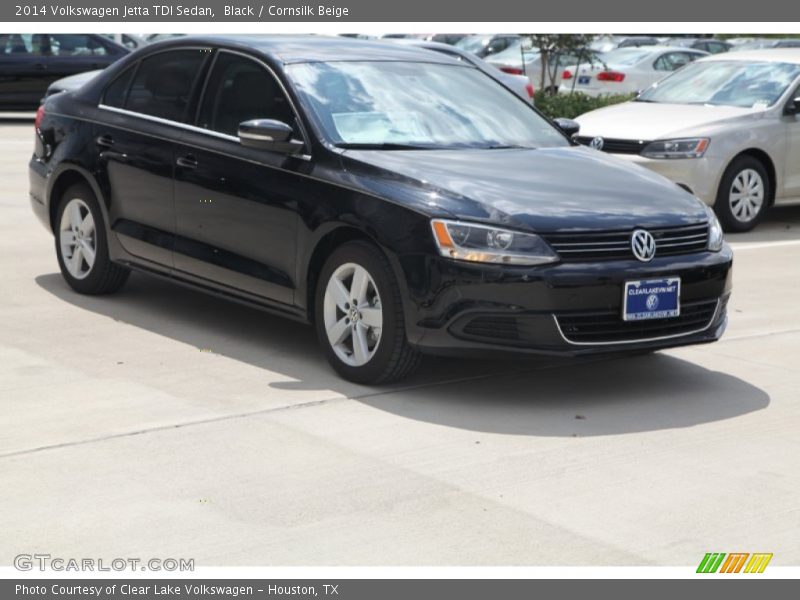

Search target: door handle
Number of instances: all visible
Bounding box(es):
[95,134,114,148]
[176,154,198,169]
[34,63,47,70]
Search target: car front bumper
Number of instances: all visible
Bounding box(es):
[402,246,733,357]
[614,153,727,206]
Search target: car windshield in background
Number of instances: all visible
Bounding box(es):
[454,35,490,53]
[287,61,568,149]
[638,60,800,108]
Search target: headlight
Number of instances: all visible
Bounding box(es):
[704,204,724,252]
[430,219,558,266]
[641,138,710,159]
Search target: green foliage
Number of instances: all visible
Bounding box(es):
[533,91,636,120]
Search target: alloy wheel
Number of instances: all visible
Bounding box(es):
[59,198,96,280]
[323,262,383,367]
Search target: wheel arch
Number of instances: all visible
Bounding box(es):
[47,165,108,233]
[732,148,777,206]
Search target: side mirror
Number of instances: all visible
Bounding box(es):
[784,96,800,116]
[238,119,304,154]
[553,117,580,137]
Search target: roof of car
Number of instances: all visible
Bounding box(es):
[148,34,460,65]
[700,48,800,64]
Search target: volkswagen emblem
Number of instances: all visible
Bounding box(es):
[631,229,656,262]
[590,136,605,150]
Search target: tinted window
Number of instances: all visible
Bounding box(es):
[0,34,46,55]
[48,35,108,57]
[125,50,206,122]
[103,66,136,108]
[197,52,295,137]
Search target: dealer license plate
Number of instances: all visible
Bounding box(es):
[623,278,681,321]
[578,75,591,85]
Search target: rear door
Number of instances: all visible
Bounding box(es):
[783,82,800,199]
[94,48,210,268]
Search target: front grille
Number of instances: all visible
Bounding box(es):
[574,136,650,154]
[544,223,709,262]
[461,316,519,341]
[556,299,719,344]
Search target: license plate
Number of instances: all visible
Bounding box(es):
[578,75,591,85]
[623,278,681,321]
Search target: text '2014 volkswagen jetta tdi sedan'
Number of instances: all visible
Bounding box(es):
[29,36,732,383]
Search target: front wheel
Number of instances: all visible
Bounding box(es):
[314,241,420,384]
[714,156,770,232]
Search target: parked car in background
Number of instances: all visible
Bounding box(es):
[574,49,800,231]
[486,43,590,93]
[144,34,185,43]
[101,34,149,50]
[731,38,800,51]
[590,36,660,52]
[30,35,732,383]
[665,37,731,54]
[0,33,128,110]
[389,38,533,101]
[426,34,469,45]
[454,34,520,58]
[559,46,708,97]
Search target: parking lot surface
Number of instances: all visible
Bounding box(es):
[1,120,799,565]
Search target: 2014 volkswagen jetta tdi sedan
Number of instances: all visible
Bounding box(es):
[29,36,733,383]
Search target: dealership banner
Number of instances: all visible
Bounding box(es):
[4,579,799,599]
[3,0,799,22]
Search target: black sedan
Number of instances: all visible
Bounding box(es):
[0,33,128,110]
[29,36,732,383]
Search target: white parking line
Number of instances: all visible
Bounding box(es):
[729,239,800,250]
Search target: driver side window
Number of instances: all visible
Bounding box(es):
[197,52,296,137]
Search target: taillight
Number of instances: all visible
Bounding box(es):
[525,83,534,98]
[34,104,45,130]
[500,66,524,75]
[562,70,573,80]
[597,71,626,82]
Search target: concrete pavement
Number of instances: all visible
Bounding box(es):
[1,121,799,566]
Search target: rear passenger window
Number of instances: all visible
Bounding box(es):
[197,52,296,137]
[103,66,135,108]
[125,50,207,122]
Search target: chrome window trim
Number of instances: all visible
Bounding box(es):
[552,299,721,346]
[97,45,313,161]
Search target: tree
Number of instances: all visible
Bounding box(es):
[522,34,596,95]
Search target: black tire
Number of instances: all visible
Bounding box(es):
[314,240,420,384]
[714,155,770,233]
[54,183,130,295]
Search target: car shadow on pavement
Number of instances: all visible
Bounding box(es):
[36,271,769,438]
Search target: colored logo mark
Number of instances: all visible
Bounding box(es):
[697,552,773,573]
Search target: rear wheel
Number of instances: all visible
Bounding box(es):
[714,156,769,232]
[314,241,420,384]
[55,184,130,294]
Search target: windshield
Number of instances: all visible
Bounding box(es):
[638,60,800,107]
[286,61,568,149]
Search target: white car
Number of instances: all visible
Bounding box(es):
[574,49,800,231]
[486,43,588,93]
[559,46,708,97]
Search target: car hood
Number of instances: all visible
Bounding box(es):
[576,101,762,140]
[341,145,706,231]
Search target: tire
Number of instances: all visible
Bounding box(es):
[54,183,130,295]
[714,155,770,232]
[314,240,420,384]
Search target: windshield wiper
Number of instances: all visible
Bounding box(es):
[335,142,440,150]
